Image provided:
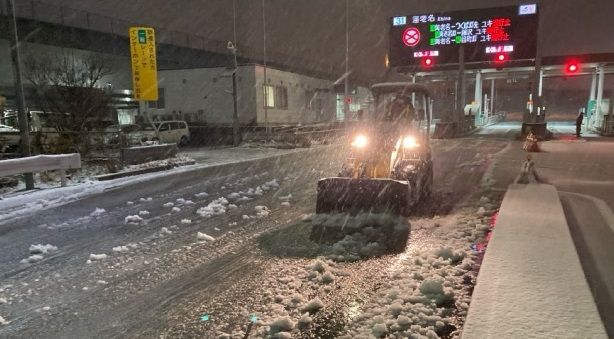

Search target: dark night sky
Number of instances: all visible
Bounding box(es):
[33,0,614,80]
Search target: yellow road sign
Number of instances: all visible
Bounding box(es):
[129,27,158,101]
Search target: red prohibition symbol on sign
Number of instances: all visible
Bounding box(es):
[402,27,421,47]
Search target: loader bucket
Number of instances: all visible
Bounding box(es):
[315,177,411,216]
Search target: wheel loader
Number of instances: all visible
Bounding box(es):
[310,83,433,247]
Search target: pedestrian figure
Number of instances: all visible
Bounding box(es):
[523,130,540,152]
[516,154,541,184]
[576,108,584,137]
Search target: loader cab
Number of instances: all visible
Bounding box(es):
[371,82,433,141]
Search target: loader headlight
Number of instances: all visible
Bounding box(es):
[351,134,368,148]
[403,136,419,149]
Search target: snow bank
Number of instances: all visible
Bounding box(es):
[138,210,150,216]
[172,206,181,212]
[90,207,106,217]
[160,227,172,235]
[163,202,174,208]
[124,215,143,224]
[197,232,215,242]
[0,315,8,325]
[195,192,209,198]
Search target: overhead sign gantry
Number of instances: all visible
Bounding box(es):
[389,4,539,69]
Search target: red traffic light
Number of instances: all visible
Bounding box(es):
[421,57,434,68]
[566,62,579,74]
[495,53,507,62]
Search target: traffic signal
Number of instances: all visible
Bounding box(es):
[421,57,434,68]
[494,53,508,70]
[565,61,579,74]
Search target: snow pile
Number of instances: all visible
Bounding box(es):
[172,207,181,213]
[270,316,295,335]
[21,244,58,264]
[281,201,291,207]
[113,243,137,254]
[262,179,280,190]
[278,193,292,201]
[254,206,270,218]
[90,208,106,217]
[195,192,209,198]
[29,244,58,255]
[87,253,107,264]
[181,219,192,224]
[139,197,153,202]
[338,212,488,339]
[163,202,174,208]
[301,297,324,313]
[0,315,8,326]
[196,198,229,218]
[21,254,44,264]
[112,246,130,253]
[197,232,215,242]
[176,198,194,205]
[124,215,143,224]
[126,201,134,206]
[138,210,150,216]
[160,227,172,236]
[311,213,410,261]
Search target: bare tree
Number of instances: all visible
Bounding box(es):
[23,51,115,153]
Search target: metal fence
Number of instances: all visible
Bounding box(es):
[1,0,338,76]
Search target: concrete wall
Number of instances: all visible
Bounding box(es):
[142,66,257,125]
[254,65,335,125]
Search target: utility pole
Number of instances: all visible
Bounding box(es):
[230,0,240,147]
[344,0,350,122]
[262,0,269,135]
[7,0,34,189]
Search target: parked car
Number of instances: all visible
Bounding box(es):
[0,123,20,154]
[153,120,190,146]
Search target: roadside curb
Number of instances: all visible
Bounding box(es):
[94,160,196,181]
[462,184,608,339]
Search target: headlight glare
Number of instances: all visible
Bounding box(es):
[352,134,368,148]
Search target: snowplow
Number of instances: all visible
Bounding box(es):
[311,83,433,246]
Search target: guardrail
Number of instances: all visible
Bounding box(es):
[0,153,81,187]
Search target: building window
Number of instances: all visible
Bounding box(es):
[148,88,165,109]
[264,85,288,109]
[264,85,275,108]
[275,86,288,110]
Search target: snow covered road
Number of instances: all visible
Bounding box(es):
[0,139,507,338]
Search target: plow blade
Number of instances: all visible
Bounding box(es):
[315,177,411,216]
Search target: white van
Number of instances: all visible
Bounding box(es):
[154,121,190,146]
